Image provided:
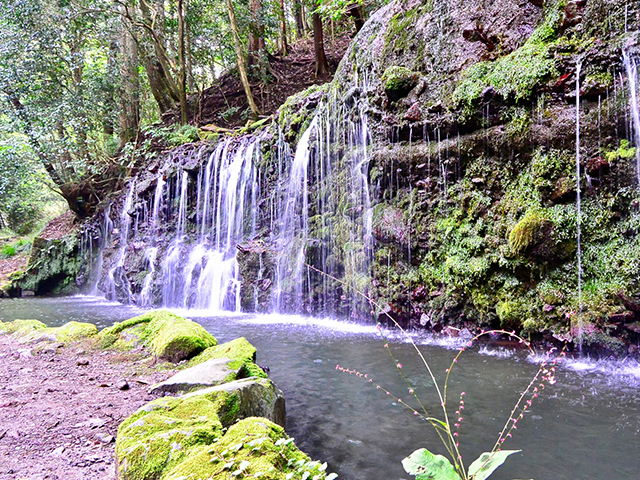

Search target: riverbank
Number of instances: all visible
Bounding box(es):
[0,335,175,480]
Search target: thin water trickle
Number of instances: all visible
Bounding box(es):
[104,181,136,303]
[623,49,640,185]
[575,62,583,351]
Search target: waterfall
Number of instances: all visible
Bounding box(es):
[272,81,374,318]
[623,49,640,185]
[103,181,136,303]
[157,136,262,311]
[87,83,374,318]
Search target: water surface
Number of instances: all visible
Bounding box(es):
[2,296,639,480]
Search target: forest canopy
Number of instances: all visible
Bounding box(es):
[0,0,378,226]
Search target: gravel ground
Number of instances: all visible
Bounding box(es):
[0,335,175,480]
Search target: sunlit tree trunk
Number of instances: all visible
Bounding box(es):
[177,0,188,124]
[225,0,260,118]
[346,3,365,33]
[118,25,140,147]
[313,12,329,77]
[279,0,289,55]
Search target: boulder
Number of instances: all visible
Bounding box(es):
[188,337,267,379]
[149,357,241,395]
[160,418,328,480]
[116,395,223,480]
[0,319,47,336]
[181,377,286,428]
[97,310,216,362]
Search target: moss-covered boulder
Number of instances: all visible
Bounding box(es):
[189,337,267,379]
[116,395,224,480]
[0,319,47,336]
[98,311,216,362]
[18,321,98,344]
[380,65,419,101]
[180,377,286,428]
[160,418,330,480]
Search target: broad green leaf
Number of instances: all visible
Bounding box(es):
[468,450,521,480]
[402,448,462,480]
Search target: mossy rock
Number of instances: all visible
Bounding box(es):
[54,321,98,342]
[116,395,224,480]
[380,66,419,101]
[189,337,267,380]
[18,321,98,344]
[98,311,217,362]
[507,210,554,256]
[160,417,327,480]
[0,319,47,335]
[181,377,286,428]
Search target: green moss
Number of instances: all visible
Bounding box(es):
[54,321,98,342]
[0,319,47,335]
[161,418,328,480]
[496,299,527,329]
[116,396,224,480]
[97,311,216,362]
[508,209,551,255]
[188,337,267,381]
[97,315,154,349]
[453,1,563,118]
[380,66,419,100]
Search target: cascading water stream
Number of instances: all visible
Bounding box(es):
[623,49,640,185]
[154,136,262,311]
[575,62,583,350]
[104,181,136,303]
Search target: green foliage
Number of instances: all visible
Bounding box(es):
[604,139,636,163]
[402,449,461,480]
[144,124,200,147]
[467,450,521,480]
[0,244,16,258]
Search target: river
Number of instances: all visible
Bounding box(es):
[1,295,639,480]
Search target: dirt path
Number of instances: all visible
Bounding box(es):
[0,336,175,480]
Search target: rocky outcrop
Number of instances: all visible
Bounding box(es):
[17,0,640,355]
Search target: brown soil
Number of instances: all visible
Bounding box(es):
[0,254,28,287]
[165,34,354,128]
[38,211,75,241]
[0,336,175,480]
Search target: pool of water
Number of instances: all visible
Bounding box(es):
[2,296,639,480]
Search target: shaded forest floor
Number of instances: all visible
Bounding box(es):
[166,34,353,128]
[0,336,174,480]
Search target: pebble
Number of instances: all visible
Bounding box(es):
[117,380,130,391]
[76,359,90,366]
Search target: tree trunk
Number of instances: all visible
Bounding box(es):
[346,3,365,33]
[247,0,264,68]
[292,0,304,39]
[279,0,289,56]
[118,25,140,147]
[225,0,260,118]
[177,0,188,125]
[313,12,329,77]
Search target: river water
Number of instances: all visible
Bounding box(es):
[1,296,639,480]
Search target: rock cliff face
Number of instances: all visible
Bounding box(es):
[19,0,640,355]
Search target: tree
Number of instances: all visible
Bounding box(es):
[278,0,289,56]
[225,0,260,118]
[313,11,330,76]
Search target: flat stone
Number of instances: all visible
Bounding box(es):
[149,357,239,394]
[181,377,286,428]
